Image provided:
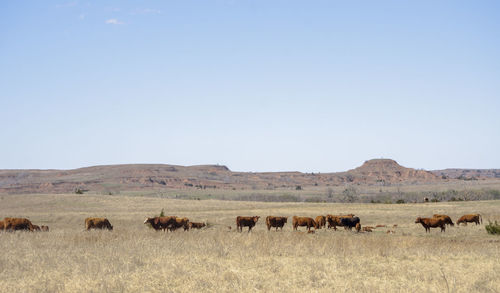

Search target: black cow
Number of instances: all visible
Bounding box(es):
[340,216,360,231]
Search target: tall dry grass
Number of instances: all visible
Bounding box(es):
[1,194,499,292]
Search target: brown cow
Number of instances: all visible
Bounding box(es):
[188,222,206,229]
[362,227,373,232]
[168,217,190,231]
[433,214,454,226]
[85,217,113,231]
[3,217,35,231]
[355,223,361,232]
[40,225,49,232]
[266,216,288,231]
[236,216,260,232]
[32,225,41,231]
[0,220,4,231]
[315,216,326,229]
[326,214,353,230]
[292,216,318,231]
[457,214,482,226]
[415,217,446,233]
[144,216,176,232]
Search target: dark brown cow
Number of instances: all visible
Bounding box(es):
[85,217,113,231]
[415,217,446,233]
[457,214,482,226]
[144,216,176,232]
[236,216,260,232]
[40,225,49,232]
[266,216,288,231]
[292,216,317,231]
[433,214,454,226]
[326,214,353,230]
[32,225,41,231]
[168,217,190,231]
[3,217,35,231]
[315,216,326,229]
[188,222,206,229]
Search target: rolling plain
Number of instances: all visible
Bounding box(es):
[1,193,499,292]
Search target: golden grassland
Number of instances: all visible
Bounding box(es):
[1,194,499,292]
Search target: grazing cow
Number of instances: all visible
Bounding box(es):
[188,222,206,229]
[315,216,326,229]
[32,225,41,231]
[433,214,454,226]
[266,216,288,231]
[40,225,49,232]
[144,216,176,232]
[341,217,361,231]
[457,214,482,226]
[85,217,113,231]
[168,217,190,231]
[415,217,446,233]
[292,216,318,231]
[326,214,354,230]
[236,216,260,232]
[355,223,361,232]
[3,217,35,231]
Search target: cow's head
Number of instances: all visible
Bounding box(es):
[415,217,422,224]
[253,216,260,223]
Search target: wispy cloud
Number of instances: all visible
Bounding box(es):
[105,19,124,25]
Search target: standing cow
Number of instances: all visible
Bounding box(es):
[315,216,326,229]
[144,216,177,232]
[292,216,318,231]
[415,217,446,233]
[266,216,288,231]
[433,214,454,226]
[457,214,482,226]
[236,216,260,232]
[3,217,35,231]
[341,216,360,231]
[168,217,190,231]
[85,217,113,231]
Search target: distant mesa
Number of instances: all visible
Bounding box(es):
[0,159,497,194]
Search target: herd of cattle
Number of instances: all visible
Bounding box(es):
[0,213,483,234]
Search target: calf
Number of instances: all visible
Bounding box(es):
[188,222,206,229]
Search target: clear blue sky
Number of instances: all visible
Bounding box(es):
[1,1,499,172]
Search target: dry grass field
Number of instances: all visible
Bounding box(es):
[1,194,499,292]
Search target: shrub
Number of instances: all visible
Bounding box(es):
[159,208,165,217]
[431,198,440,202]
[485,221,500,235]
[295,185,302,190]
[396,199,405,204]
